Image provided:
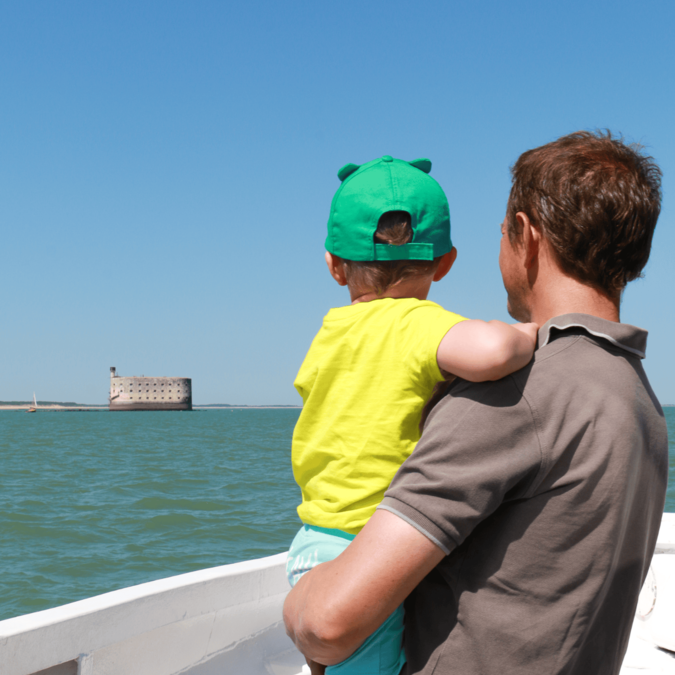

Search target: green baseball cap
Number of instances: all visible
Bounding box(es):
[325,155,452,261]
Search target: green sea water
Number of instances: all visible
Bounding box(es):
[0,407,674,622]
[0,409,302,622]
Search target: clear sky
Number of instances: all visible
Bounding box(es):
[1,0,673,405]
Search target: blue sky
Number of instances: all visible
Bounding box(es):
[1,0,673,405]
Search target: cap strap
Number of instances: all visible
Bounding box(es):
[374,243,435,261]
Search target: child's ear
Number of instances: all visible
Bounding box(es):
[433,248,457,282]
[325,251,349,286]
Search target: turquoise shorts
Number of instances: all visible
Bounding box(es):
[287,524,406,675]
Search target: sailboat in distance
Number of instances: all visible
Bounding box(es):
[27,393,37,413]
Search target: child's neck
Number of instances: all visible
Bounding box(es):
[349,277,433,305]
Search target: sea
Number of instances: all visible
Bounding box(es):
[0,407,674,622]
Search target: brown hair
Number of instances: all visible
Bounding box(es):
[507,130,662,298]
[343,211,442,295]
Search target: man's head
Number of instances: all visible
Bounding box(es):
[501,131,662,321]
[325,156,455,298]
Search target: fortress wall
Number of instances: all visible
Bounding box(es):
[109,376,192,411]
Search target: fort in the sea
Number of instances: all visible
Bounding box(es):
[109,367,192,411]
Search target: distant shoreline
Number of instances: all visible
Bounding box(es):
[0,402,302,411]
[1,401,671,411]
[0,404,108,411]
[194,405,301,409]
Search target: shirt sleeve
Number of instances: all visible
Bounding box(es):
[378,376,543,554]
[397,303,468,387]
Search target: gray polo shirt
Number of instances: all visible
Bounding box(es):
[379,313,668,675]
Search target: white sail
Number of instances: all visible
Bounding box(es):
[33,392,37,408]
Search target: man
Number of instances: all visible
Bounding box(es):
[284,131,669,675]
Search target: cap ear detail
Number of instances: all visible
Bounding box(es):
[408,158,432,174]
[337,163,360,182]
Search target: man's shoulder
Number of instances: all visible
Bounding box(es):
[445,372,529,412]
[431,320,658,441]
[514,322,657,415]
[426,373,538,450]
[436,320,667,479]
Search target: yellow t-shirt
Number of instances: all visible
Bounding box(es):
[292,298,467,534]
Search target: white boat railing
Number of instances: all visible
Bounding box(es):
[0,552,297,675]
[1,514,674,675]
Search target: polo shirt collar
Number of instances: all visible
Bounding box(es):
[538,313,647,359]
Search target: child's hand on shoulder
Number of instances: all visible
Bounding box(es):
[511,322,539,344]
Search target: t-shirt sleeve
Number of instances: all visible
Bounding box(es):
[378,376,543,554]
[397,304,468,386]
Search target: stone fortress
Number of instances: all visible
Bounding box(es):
[109,367,192,411]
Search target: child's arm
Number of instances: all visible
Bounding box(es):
[436,320,538,382]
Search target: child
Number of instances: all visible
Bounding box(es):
[287,156,537,675]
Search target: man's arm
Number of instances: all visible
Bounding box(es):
[436,320,538,382]
[283,509,445,666]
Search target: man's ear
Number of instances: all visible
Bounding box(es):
[325,251,348,286]
[433,247,457,282]
[515,213,540,270]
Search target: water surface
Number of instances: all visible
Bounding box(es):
[0,407,673,621]
[0,409,302,620]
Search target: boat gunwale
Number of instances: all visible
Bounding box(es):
[0,551,288,638]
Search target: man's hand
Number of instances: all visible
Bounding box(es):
[283,509,446,666]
